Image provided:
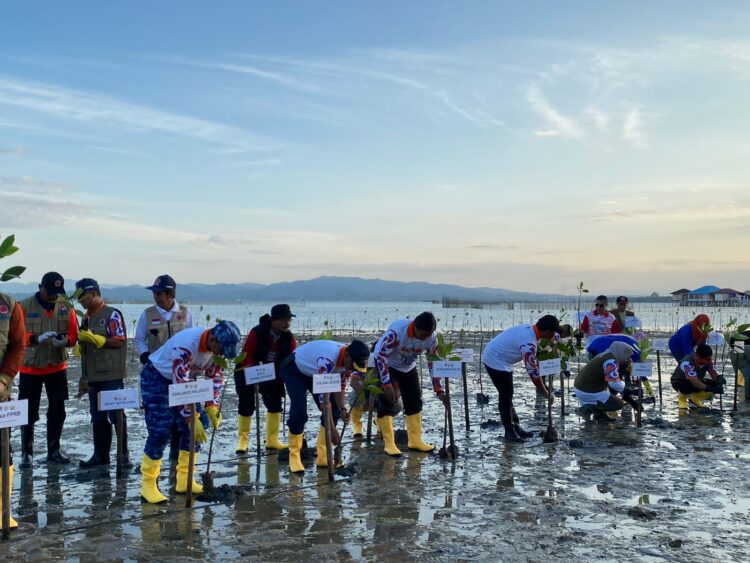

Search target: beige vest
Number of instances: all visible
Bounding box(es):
[143,304,190,353]
[81,304,127,382]
[574,353,616,394]
[21,295,70,368]
[0,293,16,367]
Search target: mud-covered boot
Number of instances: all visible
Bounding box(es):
[140,455,167,504]
[405,413,434,452]
[79,421,112,468]
[690,391,713,408]
[500,404,524,442]
[511,408,533,439]
[46,415,70,465]
[576,404,596,422]
[236,415,251,454]
[19,424,34,469]
[379,416,402,457]
[351,406,364,437]
[288,432,305,473]
[175,450,203,494]
[678,393,689,410]
[265,412,287,450]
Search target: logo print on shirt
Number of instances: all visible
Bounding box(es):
[99,318,107,327]
[0,305,8,315]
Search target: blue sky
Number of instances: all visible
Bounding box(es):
[2,1,750,294]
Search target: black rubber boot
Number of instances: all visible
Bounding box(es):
[79,421,112,468]
[511,408,534,439]
[168,423,180,461]
[19,424,34,469]
[117,415,133,469]
[501,405,524,442]
[47,414,70,465]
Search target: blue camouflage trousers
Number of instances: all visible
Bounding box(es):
[140,362,209,460]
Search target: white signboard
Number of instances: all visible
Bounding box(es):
[538,358,562,377]
[454,348,475,363]
[0,399,28,429]
[367,355,375,368]
[98,389,139,411]
[707,331,725,347]
[651,339,668,352]
[313,372,342,394]
[432,360,462,379]
[625,316,642,329]
[244,363,276,385]
[631,361,653,379]
[168,379,214,407]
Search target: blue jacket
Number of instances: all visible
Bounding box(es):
[669,324,695,362]
[586,334,641,362]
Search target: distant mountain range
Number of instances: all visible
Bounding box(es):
[0,275,572,303]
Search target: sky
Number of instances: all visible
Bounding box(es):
[2,1,750,295]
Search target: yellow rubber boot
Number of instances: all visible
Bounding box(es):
[140,455,167,504]
[288,432,305,473]
[739,369,745,387]
[690,391,714,408]
[236,415,251,454]
[0,465,19,529]
[351,407,364,437]
[678,393,689,410]
[379,416,402,457]
[265,412,287,450]
[405,413,434,452]
[176,450,203,494]
[643,380,655,397]
[316,428,329,467]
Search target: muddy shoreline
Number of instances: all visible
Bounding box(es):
[3,334,750,562]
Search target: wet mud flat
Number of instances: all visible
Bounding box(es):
[4,350,750,562]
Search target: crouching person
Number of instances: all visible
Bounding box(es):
[139,320,240,503]
[671,344,723,410]
[280,339,368,473]
[574,341,635,421]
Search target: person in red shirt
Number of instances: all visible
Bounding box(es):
[18,272,79,468]
[578,294,621,347]
[234,304,297,453]
[0,289,27,529]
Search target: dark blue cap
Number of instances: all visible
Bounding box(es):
[75,278,100,295]
[146,275,176,292]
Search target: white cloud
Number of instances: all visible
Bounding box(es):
[622,106,646,148]
[526,83,583,139]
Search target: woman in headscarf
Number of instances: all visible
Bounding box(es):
[669,314,710,362]
[573,341,636,420]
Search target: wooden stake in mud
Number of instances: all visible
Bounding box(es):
[334,420,347,467]
[656,350,663,408]
[560,369,565,417]
[733,351,739,411]
[202,376,230,494]
[365,393,374,445]
[445,379,457,459]
[636,379,643,428]
[185,403,197,509]
[255,384,262,458]
[543,374,558,443]
[1,427,10,541]
[461,361,470,432]
[115,409,124,478]
[322,394,335,482]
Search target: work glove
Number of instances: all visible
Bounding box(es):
[437,391,449,407]
[188,412,208,443]
[78,329,106,348]
[704,379,724,394]
[38,331,57,344]
[51,334,68,348]
[139,352,150,365]
[0,374,13,401]
[77,378,89,399]
[205,405,222,430]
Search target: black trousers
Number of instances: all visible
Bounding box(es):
[376,367,422,417]
[234,370,286,416]
[485,366,515,427]
[671,378,699,395]
[18,370,69,428]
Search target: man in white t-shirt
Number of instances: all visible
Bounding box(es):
[483,315,559,442]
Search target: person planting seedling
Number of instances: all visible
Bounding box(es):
[138,320,241,504]
[482,315,559,442]
[372,312,448,456]
[671,344,723,410]
[668,314,712,362]
[574,341,636,421]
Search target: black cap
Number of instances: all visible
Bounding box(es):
[271,304,295,319]
[40,271,66,296]
[146,275,176,292]
[347,339,370,373]
[75,278,100,295]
